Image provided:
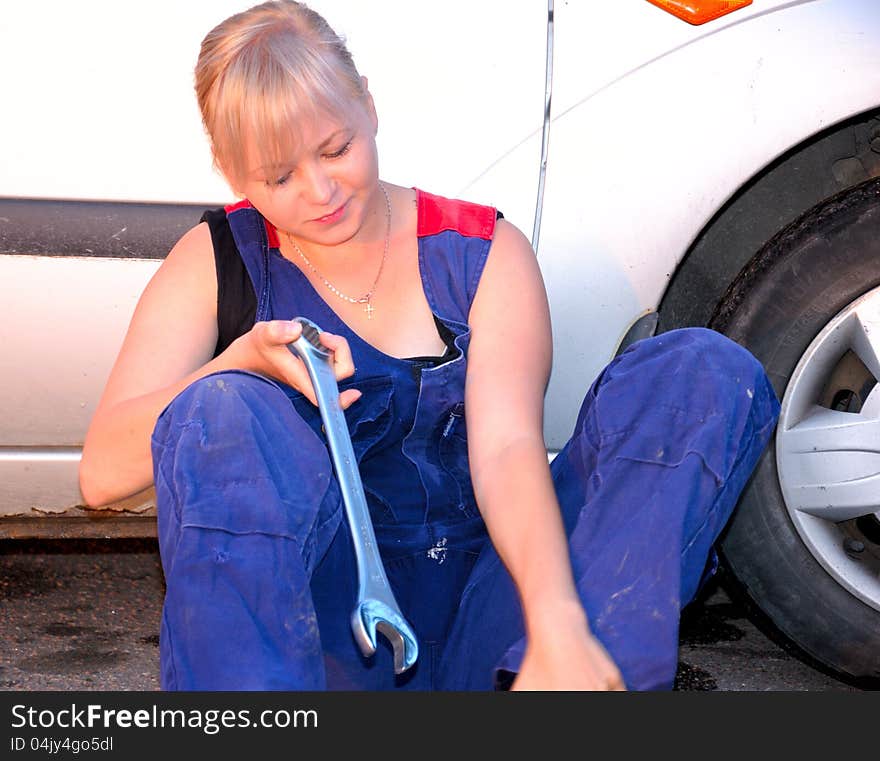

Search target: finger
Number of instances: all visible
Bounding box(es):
[319,332,356,379]
[253,319,302,348]
[272,319,304,345]
[340,388,362,410]
[274,363,318,405]
[281,368,317,406]
[266,348,318,405]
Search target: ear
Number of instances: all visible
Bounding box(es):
[361,75,378,135]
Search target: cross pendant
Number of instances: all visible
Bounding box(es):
[365,302,374,319]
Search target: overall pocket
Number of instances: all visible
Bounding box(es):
[285,375,395,463]
[437,402,479,519]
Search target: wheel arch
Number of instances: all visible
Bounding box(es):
[658,107,880,333]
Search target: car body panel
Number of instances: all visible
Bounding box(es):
[0,256,160,447]
[0,255,159,516]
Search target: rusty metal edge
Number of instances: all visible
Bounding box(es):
[0,511,157,540]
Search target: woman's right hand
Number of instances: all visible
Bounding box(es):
[233,319,362,409]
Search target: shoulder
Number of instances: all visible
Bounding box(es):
[489,217,532,255]
[484,217,540,280]
[153,219,216,297]
[415,188,498,240]
[474,218,546,311]
[165,219,214,265]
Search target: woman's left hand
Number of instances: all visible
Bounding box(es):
[511,605,626,691]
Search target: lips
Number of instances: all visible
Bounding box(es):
[311,200,348,224]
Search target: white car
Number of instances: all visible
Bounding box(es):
[2,0,879,684]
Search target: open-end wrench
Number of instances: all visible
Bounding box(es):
[286,317,419,674]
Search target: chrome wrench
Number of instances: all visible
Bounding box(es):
[287,317,419,674]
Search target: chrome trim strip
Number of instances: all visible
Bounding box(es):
[0,447,82,462]
[531,0,554,253]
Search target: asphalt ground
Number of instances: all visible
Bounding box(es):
[0,538,864,692]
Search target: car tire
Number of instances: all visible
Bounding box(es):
[709,176,880,683]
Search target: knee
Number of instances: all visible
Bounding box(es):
[621,328,762,383]
[595,328,779,434]
[158,370,287,428]
[153,371,302,449]
[152,370,338,546]
[578,328,779,488]
[151,369,322,477]
[611,328,770,393]
[665,328,765,379]
[653,329,778,421]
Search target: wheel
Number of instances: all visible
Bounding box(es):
[709,177,880,683]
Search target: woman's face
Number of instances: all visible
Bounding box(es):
[231,90,381,250]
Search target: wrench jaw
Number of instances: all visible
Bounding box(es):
[351,601,419,675]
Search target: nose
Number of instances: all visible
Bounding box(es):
[300,161,336,207]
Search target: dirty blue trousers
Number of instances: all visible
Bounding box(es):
[152,193,780,691]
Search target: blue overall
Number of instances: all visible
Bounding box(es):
[151,189,780,691]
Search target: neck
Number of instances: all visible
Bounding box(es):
[280,183,393,307]
[286,182,391,263]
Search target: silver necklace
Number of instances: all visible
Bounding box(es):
[285,182,391,319]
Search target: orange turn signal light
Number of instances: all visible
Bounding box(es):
[646,0,753,25]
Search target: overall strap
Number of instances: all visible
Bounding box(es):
[416,189,498,325]
[224,200,280,323]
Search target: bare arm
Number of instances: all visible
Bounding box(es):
[466,219,624,690]
[79,222,358,507]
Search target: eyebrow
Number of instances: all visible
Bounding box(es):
[252,128,351,177]
[316,128,348,149]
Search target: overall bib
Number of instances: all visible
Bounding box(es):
[152,189,779,691]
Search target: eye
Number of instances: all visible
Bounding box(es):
[325,138,353,159]
[267,172,291,188]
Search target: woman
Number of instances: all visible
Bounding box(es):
[79,0,779,691]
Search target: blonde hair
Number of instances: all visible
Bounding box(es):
[195,1,365,188]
